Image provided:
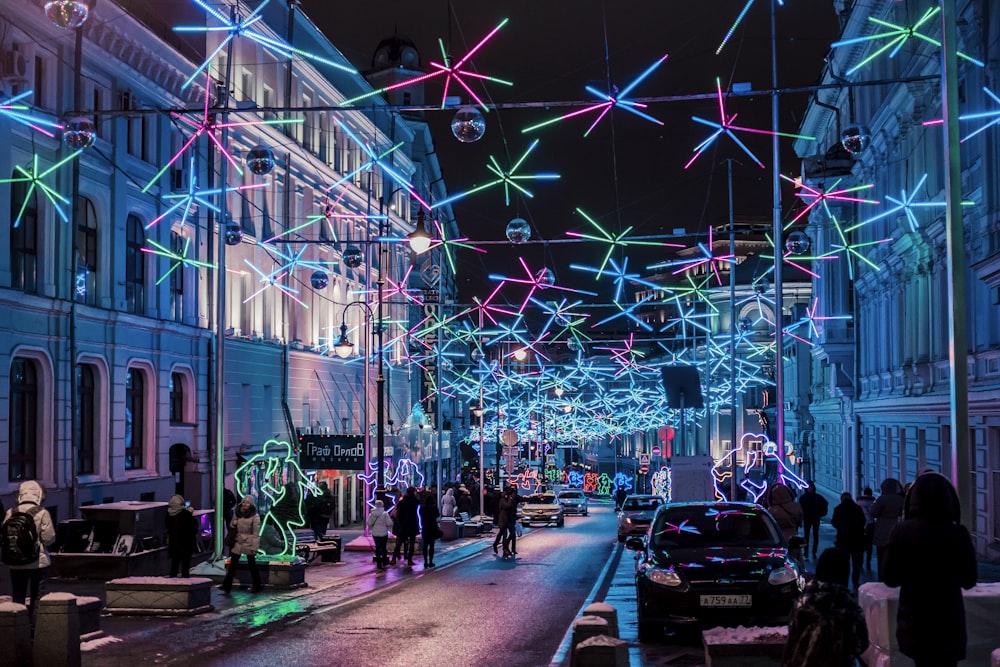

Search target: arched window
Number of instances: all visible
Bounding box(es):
[76,196,98,306]
[125,368,145,470]
[10,175,38,293]
[77,363,96,474]
[9,358,39,481]
[125,214,145,314]
[169,372,184,423]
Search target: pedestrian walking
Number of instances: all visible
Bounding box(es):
[220,496,262,593]
[456,484,473,516]
[798,481,828,559]
[165,494,198,578]
[419,494,440,567]
[366,499,393,569]
[493,486,515,557]
[831,491,867,589]
[441,488,456,518]
[1,480,56,626]
[391,486,419,566]
[857,486,876,570]
[869,477,905,581]
[783,547,869,667]
[765,483,803,541]
[306,481,335,540]
[883,472,977,667]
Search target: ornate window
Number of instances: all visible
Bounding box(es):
[125,214,145,314]
[10,175,38,293]
[125,368,145,470]
[9,358,39,482]
[77,364,96,475]
[76,196,98,306]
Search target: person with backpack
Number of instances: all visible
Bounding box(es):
[307,481,335,541]
[2,480,56,625]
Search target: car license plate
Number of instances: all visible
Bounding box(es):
[700,594,752,608]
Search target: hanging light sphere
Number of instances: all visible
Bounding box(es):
[450,106,486,143]
[739,316,753,333]
[441,358,454,372]
[754,278,770,294]
[245,144,276,175]
[567,339,581,352]
[505,217,531,244]
[470,348,483,363]
[535,267,555,288]
[785,231,811,255]
[310,270,329,290]
[224,219,243,246]
[62,116,96,150]
[45,0,90,29]
[841,124,872,155]
[342,245,363,269]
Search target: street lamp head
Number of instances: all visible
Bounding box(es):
[333,324,354,359]
[407,212,432,255]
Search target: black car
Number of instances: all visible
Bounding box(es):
[625,501,803,641]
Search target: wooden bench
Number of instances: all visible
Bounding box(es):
[105,576,214,616]
[294,535,342,564]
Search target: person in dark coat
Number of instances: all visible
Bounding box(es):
[220,496,262,593]
[456,485,473,517]
[390,486,420,566]
[419,494,440,567]
[783,547,869,667]
[765,483,803,540]
[306,481,335,541]
[882,472,977,667]
[830,491,867,589]
[493,486,515,556]
[165,494,198,578]
[869,477,905,581]
[797,481,828,559]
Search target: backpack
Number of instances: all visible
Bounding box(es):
[1,505,41,566]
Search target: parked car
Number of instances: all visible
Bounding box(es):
[617,494,663,542]
[625,501,803,641]
[520,493,565,527]
[557,489,589,516]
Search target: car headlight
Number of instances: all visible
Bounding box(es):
[623,517,633,525]
[645,567,682,587]
[767,565,799,586]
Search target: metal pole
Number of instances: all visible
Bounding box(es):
[376,251,386,502]
[940,0,971,521]
[770,0,785,458]
[68,13,85,519]
[728,159,739,501]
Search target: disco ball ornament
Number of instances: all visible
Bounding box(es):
[450,106,486,143]
[567,339,581,352]
[224,219,243,246]
[785,231,811,255]
[755,278,770,294]
[441,358,454,372]
[841,124,872,155]
[470,348,483,363]
[45,0,89,29]
[342,246,363,269]
[536,267,555,288]
[62,117,96,150]
[506,218,531,244]
[246,145,276,175]
[310,271,329,290]
[739,317,753,333]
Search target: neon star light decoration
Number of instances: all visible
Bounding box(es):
[567,208,683,279]
[522,53,669,137]
[782,174,879,226]
[143,236,217,285]
[340,18,512,110]
[488,257,597,314]
[174,0,356,90]
[830,6,984,76]
[432,139,560,208]
[1,151,81,226]
[923,87,1000,143]
[0,91,63,138]
[685,78,814,169]
[647,223,736,286]
[849,173,973,233]
[145,156,267,230]
[716,0,783,55]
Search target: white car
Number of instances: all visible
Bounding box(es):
[557,489,589,516]
[520,493,565,527]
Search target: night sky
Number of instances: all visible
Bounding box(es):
[298,1,842,307]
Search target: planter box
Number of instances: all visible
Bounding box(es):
[105,577,214,616]
[220,559,307,589]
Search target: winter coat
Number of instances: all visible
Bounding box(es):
[782,580,869,667]
[456,489,473,516]
[831,497,867,552]
[229,501,261,556]
[165,494,198,556]
[441,489,457,517]
[882,472,977,663]
[798,489,829,523]
[394,493,420,537]
[3,481,56,570]
[869,478,905,548]
[420,502,440,541]
[367,506,393,538]
[766,484,804,540]
[496,494,516,529]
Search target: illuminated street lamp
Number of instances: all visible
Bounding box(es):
[407,212,432,255]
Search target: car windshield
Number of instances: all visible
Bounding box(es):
[560,492,583,499]
[623,497,661,512]
[531,494,556,504]
[649,507,781,549]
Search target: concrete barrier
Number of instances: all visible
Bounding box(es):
[582,602,618,638]
[0,601,32,667]
[33,593,80,667]
[105,577,214,616]
[574,634,628,667]
[570,615,610,667]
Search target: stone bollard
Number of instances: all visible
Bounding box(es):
[33,593,80,667]
[582,602,619,638]
[570,615,610,667]
[575,634,628,667]
[0,601,32,667]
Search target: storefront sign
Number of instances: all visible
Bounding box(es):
[298,435,366,470]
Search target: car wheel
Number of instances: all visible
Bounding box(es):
[617,533,625,543]
[557,519,564,527]
[637,609,659,643]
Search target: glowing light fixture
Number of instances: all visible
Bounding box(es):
[408,215,433,255]
[45,0,90,29]
[333,324,354,359]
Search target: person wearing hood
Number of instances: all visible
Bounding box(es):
[220,495,262,593]
[2,481,56,624]
[869,477,905,581]
[456,485,473,516]
[765,483,803,541]
[366,500,393,570]
[883,472,977,667]
[165,494,198,578]
[441,488,457,518]
[783,548,869,666]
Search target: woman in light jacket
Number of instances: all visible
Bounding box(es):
[367,499,393,570]
[220,495,262,593]
[441,488,457,518]
[3,480,56,624]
